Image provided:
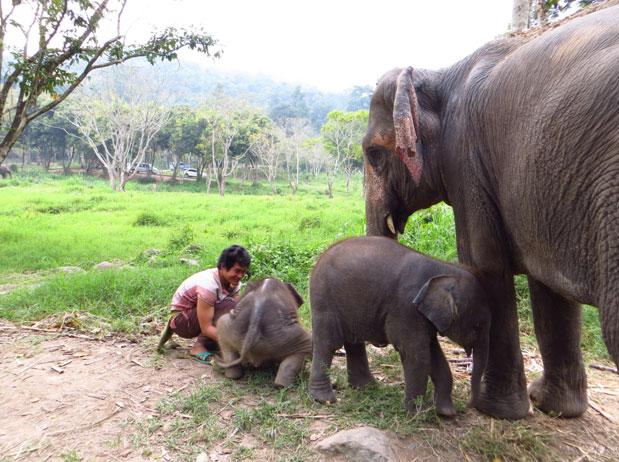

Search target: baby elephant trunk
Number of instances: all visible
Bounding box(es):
[470,323,489,404]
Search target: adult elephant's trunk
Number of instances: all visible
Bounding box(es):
[470,324,490,404]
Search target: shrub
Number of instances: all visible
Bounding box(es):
[134,212,167,227]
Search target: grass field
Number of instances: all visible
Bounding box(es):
[0,168,607,357]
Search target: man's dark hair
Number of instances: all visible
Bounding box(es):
[217,245,251,270]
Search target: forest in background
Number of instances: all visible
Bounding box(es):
[4,62,372,195]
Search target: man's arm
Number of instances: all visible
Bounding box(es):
[197,297,218,341]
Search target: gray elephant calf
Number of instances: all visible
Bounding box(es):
[216,278,312,387]
[309,236,491,416]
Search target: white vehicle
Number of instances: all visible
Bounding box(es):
[183,168,198,178]
[131,163,160,174]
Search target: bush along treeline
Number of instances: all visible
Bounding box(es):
[6,65,370,195]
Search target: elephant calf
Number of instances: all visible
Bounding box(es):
[216,278,312,387]
[309,236,491,417]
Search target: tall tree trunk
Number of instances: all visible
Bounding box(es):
[511,0,530,32]
[218,170,225,196]
[534,0,547,27]
[63,146,76,175]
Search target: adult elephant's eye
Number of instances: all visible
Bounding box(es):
[365,146,383,170]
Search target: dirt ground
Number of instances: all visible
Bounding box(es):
[1,320,618,462]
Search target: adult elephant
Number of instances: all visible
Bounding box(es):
[363,6,619,420]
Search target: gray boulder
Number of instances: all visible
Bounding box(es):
[316,426,396,462]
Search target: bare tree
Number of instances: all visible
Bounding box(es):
[282,117,311,195]
[64,73,169,191]
[0,0,218,166]
[251,126,283,194]
[306,138,328,178]
[205,97,259,196]
[321,110,366,198]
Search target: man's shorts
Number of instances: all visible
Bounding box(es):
[169,297,237,349]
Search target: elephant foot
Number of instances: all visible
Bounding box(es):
[309,385,337,404]
[529,376,587,418]
[348,372,375,389]
[274,377,294,388]
[435,395,456,417]
[405,397,433,416]
[473,387,530,420]
[225,366,243,380]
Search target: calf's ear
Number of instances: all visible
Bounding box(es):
[286,283,304,308]
[413,275,458,334]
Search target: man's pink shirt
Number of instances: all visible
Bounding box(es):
[171,268,241,312]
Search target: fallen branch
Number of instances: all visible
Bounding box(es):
[0,325,103,341]
[130,358,146,368]
[588,401,616,423]
[589,364,618,374]
[275,413,335,419]
[5,443,49,459]
[45,407,122,437]
[448,358,472,364]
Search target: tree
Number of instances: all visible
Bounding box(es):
[511,0,531,31]
[320,110,368,198]
[251,124,282,194]
[305,137,328,178]
[0,0,219,166]
[205,95,259,196]
[282,117,311,195]
[511,0,595,31]
[64,73,169,191]
[346,85,373,111]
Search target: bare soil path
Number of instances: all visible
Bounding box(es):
[1,320,618,461]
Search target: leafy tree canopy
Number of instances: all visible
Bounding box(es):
[0,0,219,164]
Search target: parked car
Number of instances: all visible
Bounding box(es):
[130,163,160,174]
[183,168,198,178]
[170,162,191,171]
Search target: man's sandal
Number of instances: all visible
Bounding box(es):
[193,351,214,364]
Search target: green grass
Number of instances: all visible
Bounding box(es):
[0,168,609,359]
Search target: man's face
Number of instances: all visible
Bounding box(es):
[219,263,248,288]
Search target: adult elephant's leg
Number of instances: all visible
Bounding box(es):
[528,277,587,417]
[601,299,619,369]
[344,342,374,388]
[475,274,530,420]
[274,353,307,387]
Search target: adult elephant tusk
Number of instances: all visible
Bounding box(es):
[386,215,396,235]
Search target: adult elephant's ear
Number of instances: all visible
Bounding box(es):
[394,67,422,185]
[413,275,457,334]
[286,283,304,308]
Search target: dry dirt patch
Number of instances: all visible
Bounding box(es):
[0,322,211,461]
[0,320,618,461]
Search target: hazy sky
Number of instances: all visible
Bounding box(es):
[123,0,514,92]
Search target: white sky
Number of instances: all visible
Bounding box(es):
[118,1,513,92]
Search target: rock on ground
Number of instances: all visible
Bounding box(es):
[316,426,397,462]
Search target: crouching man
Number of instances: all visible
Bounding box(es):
[158,244,251,363]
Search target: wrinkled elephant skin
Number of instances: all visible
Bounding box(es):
[216,278,312,387]
[363,6,619,419]
[309,236,491,417]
